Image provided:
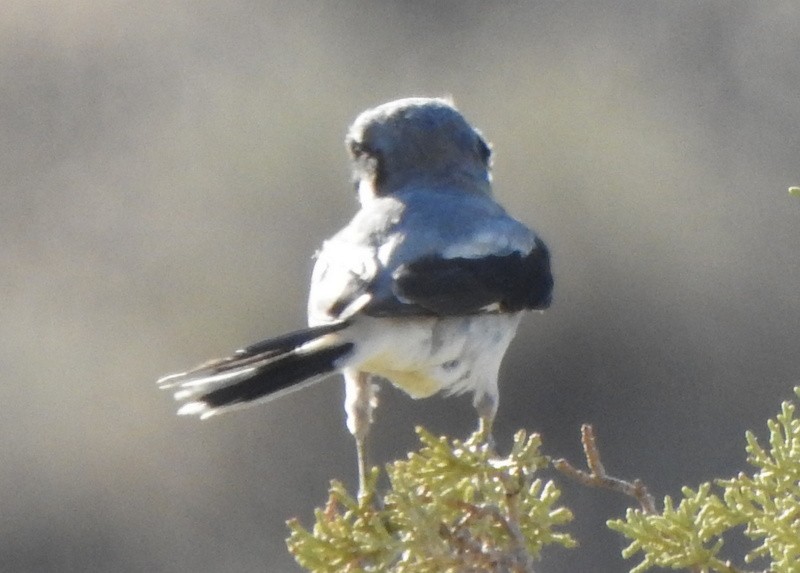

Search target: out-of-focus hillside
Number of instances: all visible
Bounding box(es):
[2,2,798,571]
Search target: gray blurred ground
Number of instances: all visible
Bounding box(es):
[2,2,799,571]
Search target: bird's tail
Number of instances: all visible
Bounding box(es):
[157,321,354,418]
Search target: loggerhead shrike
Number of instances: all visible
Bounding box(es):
[158,97,553,491]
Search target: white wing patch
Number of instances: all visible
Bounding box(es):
[441,228,532,259]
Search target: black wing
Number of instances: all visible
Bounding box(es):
[365,238,553,316]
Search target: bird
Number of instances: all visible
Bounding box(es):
[158,97,553,493]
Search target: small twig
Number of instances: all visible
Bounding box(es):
[444,500,535,573]
[439,522,512,573]
[453,501,517,540]
[554,426,688,572]
[553,424,656,514]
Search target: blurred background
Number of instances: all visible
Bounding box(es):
[2,1,799,571]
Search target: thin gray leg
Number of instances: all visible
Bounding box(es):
[344,370,377,497]
[474,391,498,448]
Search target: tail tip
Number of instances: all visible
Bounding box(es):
[157,371,187,387]
[177,401,216,419]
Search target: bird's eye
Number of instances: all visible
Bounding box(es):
[348,138,368,158]
[348,139,385,193]
[476,135,492,165]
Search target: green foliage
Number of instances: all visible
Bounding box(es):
[608,387,800,573]
[286,389,799,572]
[287,428,575,572]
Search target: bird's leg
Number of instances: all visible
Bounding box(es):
[344,370,378,498]
[474,392,498,450]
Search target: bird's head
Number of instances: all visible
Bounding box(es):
[346,97,493,201]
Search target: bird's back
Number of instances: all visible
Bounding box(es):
[308,187,539,325]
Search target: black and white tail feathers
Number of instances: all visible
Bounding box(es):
[158,320,354,418]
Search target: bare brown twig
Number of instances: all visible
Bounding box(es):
[552,425,770,573]
[553,425,695,571]
[553,424,657,514]
[554,426,695,573]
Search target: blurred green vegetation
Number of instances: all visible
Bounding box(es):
[289,387,800,573]
[288,429,574,572]
[610,386,800,573]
